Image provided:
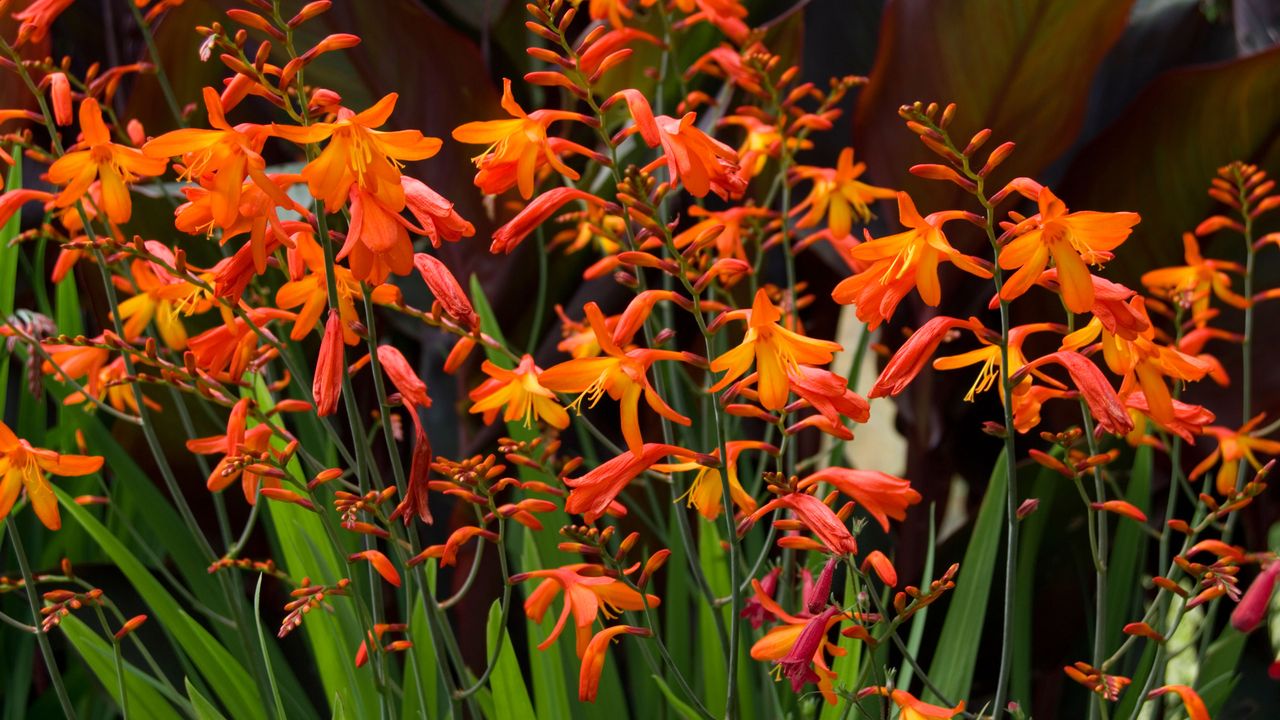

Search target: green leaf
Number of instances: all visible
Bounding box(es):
[485,599,537,719]
[403,577,449,720]
[59,614,184,719]
[255,574,289,720]
[55,487,265,720]
[252,381,378,718]
[650,675,702,720]
[1105,445,1152,651]
[925,449,1009,704]
[519,537,574,720]
[697,522,729,718]
[186,677,230,720]
[0,149,24,413]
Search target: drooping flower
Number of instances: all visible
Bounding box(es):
[869,316,982,398]
[142,87,289,229]
[13,0,74,45]
[1190,414,1280,495]
[1013,351,1135,436]
[750,599,846,705]
[564,444,695,522]
[47,98,167,224]
[0,420,103,530]
[312,311,345,417]
[859,687,965,720]
[271,93,442,212]
[710,289,842,410]
[510,563,659,657]
[1141,232,1247,325]
[741,490,858,556]
[656,440,775,520]
[791,148,896,239]
[798,468,920,531]
[998,186,1140,312]
[1146,685,1209,720]
[185,398,279,504]
[612,89,746,199]
[452,79,596,198]
[1231,561,1280,633]
[540,302,690,454]
[831,192,991,329]
[401,176,474,248]
[672,204,773,263]
[491,187,608,254]
[469,355,569,431]
[579,625,651,702]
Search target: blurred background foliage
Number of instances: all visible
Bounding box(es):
[4,0,1280,717]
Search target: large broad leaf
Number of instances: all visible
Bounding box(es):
[853,0,1135,213]
[1059,44,1280,280]
[54,487,266,720]
[925,449,1008,705]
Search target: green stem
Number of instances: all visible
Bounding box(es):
[6,518,78,719]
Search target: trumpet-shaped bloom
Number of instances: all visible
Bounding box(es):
[791,148,896,239]
[742,491,858,556]
[275,231,361,343]
[613,90,745,199]
[47,98,167,224]
[832,192,990,329]
[1141,232,1247,325]
[143,87,288,229]
[540,302,690,454]
[271,93,441,212]
[115,258,213,350]
[1190,414,1280,495]
[999,186,1140,312]
[510,564,659,657]
[0,420,103,530]
[672,204,772,263]
[710,289,842,410]
[799,468,920,531]
[579,626,650,702]
[750,600,846,705]
[657,440,776,520]
[860,688,965,720]
[1062,298,1211,427]
[469,355,569,431]
[564,444,695,522]
[452,79,595,198]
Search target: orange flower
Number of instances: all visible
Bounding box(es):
[869,316,982,398]
[541,302,690,454]
[1190,414,1280,495]
[1062,298,1211,426]
[720,114,808,180]
[13,0,73,44]
[750,601,846,705]
[579,626,651,702]
[832,192,991,330]
[469,355,569,430]
[143,87,289,229]
[799,468,920,531]
[412,253,478,331]
[178,174,304,280]
[998,186,1140,312]
[401,176,474,248]
[185,398,279,504]
[612,89,746,199]
[452,79,596,198]
[741,490,858,556]
[1013,351,1135,436]
[0,420,103,530]
[510,563,659,656]
[860,688,965,720]
[275,230,361,343]
[1141,232,1247,325]
[271,93,442,213]
[1147,686,1209,720]
[791,148,896,238]
[47,98,167,224]
[115,257,213,350]
[710,289,842,410]
[186,308,293,381]
[312,311,345,417]
[491,187,608,254]
[656,440,776,520]
[564,444,695,522]
[672,204,772,263]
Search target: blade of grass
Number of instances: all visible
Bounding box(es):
[0,148,23,415]
[897,503,937,693]
[925,449,1008,704]
[651,675,702,720]
[53,487,266,720]
[59,614,185,718]
[697,522,729,718]
[519,537,574,720]
[186,677,231,720]
[485,599,537,719]
[254,574,289,720]
[1105,445,1152,652]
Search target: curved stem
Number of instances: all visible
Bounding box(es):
[7,518,77,719]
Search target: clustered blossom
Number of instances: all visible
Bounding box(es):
[0,1,1272,718]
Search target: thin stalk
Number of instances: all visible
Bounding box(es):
[92,603,130,719]
[126,0,184,126]
[7,518,77,719]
